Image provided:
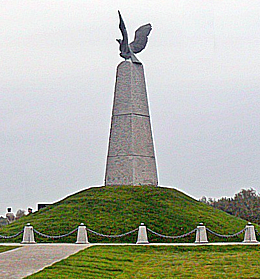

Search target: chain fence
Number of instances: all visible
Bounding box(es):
[33,228,78,239]
[254,229,260,236]
[86,227,138,238]
[0,230,23,239]
[147,228,197,239]
[206,227,246,238]
[1,224,258,242]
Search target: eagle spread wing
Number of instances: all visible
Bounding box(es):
[129,24,152,54]
[118,11,129,55]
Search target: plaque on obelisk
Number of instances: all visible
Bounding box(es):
[105,12,158,186]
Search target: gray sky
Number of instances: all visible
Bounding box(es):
[1,0,260,216]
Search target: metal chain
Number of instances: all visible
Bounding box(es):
[206,227,246,238]
[86,227,138,238]
[0,230,23,239]
[147,228,197,239]
[33,228,78,239]
[1,226,249,241]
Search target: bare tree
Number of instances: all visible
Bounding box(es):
[200,188,260,224]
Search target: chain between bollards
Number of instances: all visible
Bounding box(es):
[0,230,23,239]
[147,228,197,239]
[1,221,258,244]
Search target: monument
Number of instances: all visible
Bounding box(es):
[105,11,158,186]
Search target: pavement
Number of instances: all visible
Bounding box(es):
[0,243,90,279]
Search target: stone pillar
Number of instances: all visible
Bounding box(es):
[105,61,158,186]
[136,223,149,244]
[243,223,258,243]
[195,223,208,244]
[76,223,89,244]
[21,223,36,244]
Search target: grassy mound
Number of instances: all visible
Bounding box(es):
[0,186,254,243]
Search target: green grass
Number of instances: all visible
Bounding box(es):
[0,246,18,253]
[27,245,260,278]
[0,186,256,243]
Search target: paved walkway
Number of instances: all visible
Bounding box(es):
[0,244,90,279]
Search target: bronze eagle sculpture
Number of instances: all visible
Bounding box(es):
[116,11,152,64]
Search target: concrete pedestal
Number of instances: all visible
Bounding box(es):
[195,223,208,243]
[21,223,36,244]
[105,61,158,186]
[76,223,89,244]
[243,223,258,243]
[136,223,149,244]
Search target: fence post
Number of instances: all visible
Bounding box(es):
[136,223,149,244]
[243,222,258,243]
[195,223,208,244]
[76,223,89,244]
[21,223,36,244]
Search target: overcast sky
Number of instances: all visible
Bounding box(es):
[1,0,260,216]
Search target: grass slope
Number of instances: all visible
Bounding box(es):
[0,186,254,243]
[0,246,18,253]
[27,245,260,279]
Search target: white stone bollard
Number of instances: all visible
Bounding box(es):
[76,223,89,244]
[243,223,258,243]
[195,223,208,244]
[21,223,36,244]
[136,223,149,244]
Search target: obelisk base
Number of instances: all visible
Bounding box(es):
[106,156,157,186]
[105,61,158,186]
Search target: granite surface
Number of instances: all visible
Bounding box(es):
[105,61,158,186]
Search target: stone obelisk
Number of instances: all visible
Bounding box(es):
[105,61,158,186]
